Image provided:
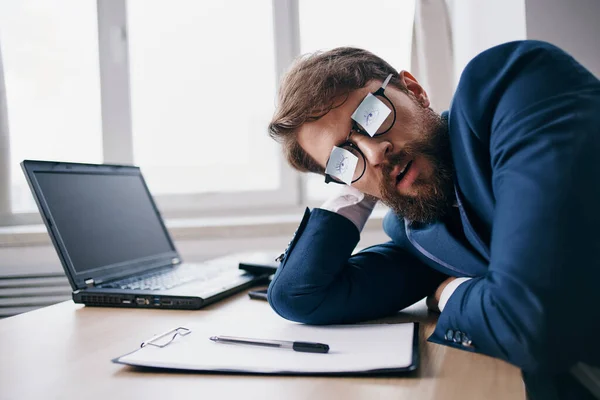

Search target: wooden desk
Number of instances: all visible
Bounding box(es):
[0,293,524,400]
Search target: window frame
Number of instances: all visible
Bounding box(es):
[0,0,304,227]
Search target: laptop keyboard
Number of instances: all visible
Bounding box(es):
[99,262,232,291]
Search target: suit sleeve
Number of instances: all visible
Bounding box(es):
[429,41,600,374]
[267,208,448,324]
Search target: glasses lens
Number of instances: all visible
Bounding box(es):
[326,144,365,184]
[373,95,395,136]
[341,144,365,183]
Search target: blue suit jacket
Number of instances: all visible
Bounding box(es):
[268,41,600,375]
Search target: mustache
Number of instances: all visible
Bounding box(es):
[376,108,454,223]
[381,142,427,176]
[382,124,451,178]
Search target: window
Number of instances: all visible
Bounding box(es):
[0,0,414,225]
[127,0,280,196]
[299,0,415,203]
[0,0,102,213]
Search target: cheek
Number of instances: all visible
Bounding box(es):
[391,104,421,140]
[420,156,436,179]
[353,170,384,198]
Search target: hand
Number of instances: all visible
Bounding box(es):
[320,186,378,232]
[426,276,457,313]
[321,185,377,212]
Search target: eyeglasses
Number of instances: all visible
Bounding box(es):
[324,74,397,185]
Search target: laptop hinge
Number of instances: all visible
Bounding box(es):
[85,278,95,288]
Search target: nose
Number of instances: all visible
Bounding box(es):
[353,135,392,167]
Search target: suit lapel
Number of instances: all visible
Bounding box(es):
[405,218,488,277]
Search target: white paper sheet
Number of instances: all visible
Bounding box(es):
[115,321,416,374]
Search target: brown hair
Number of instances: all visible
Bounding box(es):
[268,47,408,174]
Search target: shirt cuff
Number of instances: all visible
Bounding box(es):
[319,187,377,232]
[439,277,472,311]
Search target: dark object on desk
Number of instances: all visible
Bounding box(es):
[238,252,280,276]
[248,288,268,301]
[209,335,330,353]
[20,160,272,311]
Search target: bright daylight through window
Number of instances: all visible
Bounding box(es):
[127,0,279,196]
[0,0,103,213]
[0,0,414,219]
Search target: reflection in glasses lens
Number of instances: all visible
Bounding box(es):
[328,143,366,184]
[354,95,396,137]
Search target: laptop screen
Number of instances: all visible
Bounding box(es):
[34,171,175,274]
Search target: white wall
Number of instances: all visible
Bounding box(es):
[526,0,600,78]
[447,0,527,85]
[447,0,600,86]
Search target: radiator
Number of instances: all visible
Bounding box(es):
[0,273,71,318]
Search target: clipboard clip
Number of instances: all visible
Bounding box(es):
[140,327,192,348]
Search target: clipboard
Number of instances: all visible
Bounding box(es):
[113,321,420,376]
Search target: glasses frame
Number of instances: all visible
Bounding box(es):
[324,74,397,185]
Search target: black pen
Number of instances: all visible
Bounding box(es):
[209,335,330,353]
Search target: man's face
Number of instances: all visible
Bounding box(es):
[297,72,454,222]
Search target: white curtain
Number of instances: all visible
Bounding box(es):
[411,0,455,112]
[0,42,10,216]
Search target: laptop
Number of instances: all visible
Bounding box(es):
[21,160,273,309]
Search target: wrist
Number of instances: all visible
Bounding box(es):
[320,187,377,232]
[438,277,472,312]
[435,278,453,302]
[427,276,457,313]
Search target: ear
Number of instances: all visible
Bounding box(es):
[398,70,430,108]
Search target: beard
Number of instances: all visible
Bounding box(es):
[378,105,454,223]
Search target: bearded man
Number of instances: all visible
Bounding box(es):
[267,40,600,399]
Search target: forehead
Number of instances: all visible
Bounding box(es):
[296,80,382,167]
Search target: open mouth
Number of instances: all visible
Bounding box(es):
[396,160,413,185]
